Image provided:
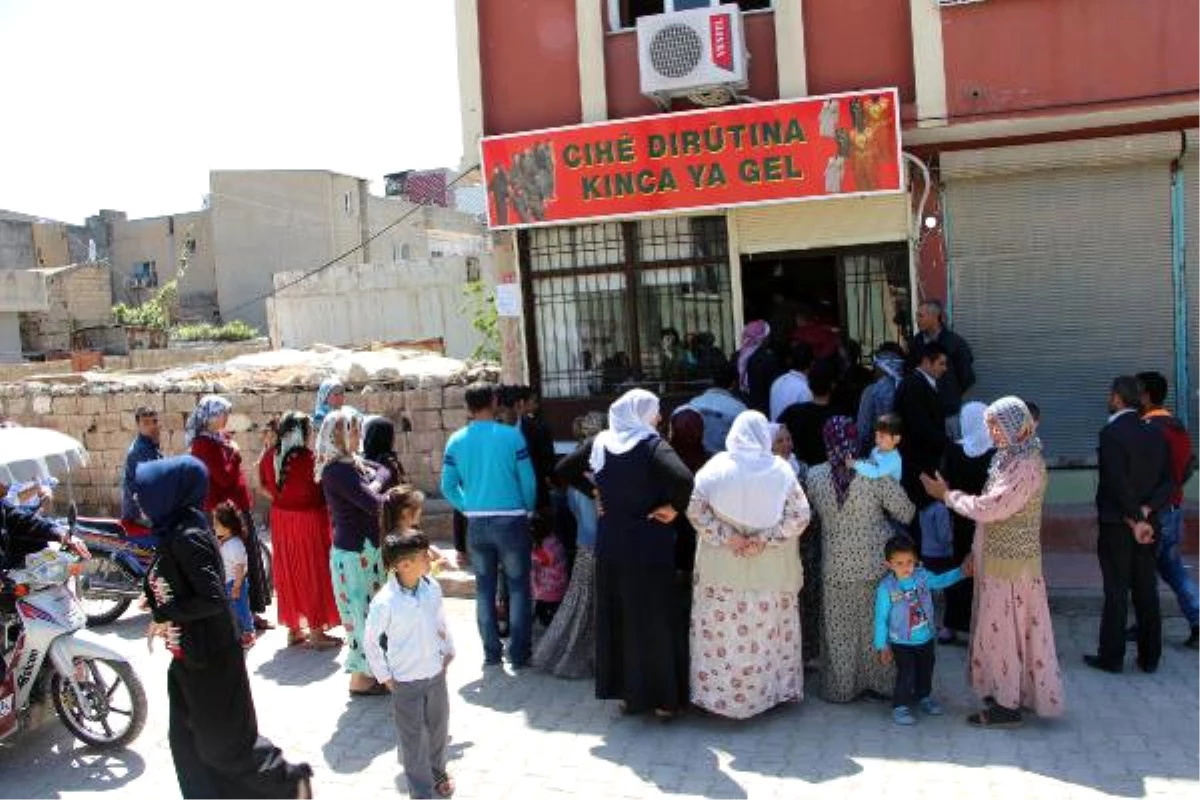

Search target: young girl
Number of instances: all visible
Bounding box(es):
[213,501,256,649]
[531,520,568,627]
[381,485,453,575]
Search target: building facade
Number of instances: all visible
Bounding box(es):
[459,0,1199,466]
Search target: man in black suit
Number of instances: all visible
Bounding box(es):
[907,300,975,438]
[1085,375,1174,674]
[894,343,949,550]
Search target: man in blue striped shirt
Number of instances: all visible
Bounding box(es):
[441,382,538,667]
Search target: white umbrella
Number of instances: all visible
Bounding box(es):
[0,427,89,486]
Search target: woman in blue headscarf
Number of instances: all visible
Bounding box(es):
[138,455,312,799]
[313,378,345,428]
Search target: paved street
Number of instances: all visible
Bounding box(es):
[1,601,1196,799]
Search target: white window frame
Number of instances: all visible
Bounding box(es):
[606,0,772,33]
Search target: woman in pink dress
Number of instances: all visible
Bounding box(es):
[922,396,1065,728]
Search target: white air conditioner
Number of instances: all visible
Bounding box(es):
[637,4,748,101]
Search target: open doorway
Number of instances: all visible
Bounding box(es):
[741,243,912,363]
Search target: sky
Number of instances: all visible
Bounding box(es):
[0,0,464,224]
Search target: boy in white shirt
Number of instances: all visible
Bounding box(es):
[365,531,456,798]
[852,413,904,483]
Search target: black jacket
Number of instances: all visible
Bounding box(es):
[1,499,64,571]
[737,346,783,417]
[895,371,948,506]
[145,525,239,666]
[908,327,975,416]
[1096,411,1174,526]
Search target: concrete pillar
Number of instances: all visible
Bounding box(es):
[0,312,22,362]
[456,0,485,171]
[910,0,948,127]
[577,0,608,122]
[774,0,808,98]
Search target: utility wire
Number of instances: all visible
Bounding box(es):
[222,164,482,318]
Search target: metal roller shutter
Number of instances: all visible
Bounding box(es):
[1183,131,1198,442]
[944,137,1177,465]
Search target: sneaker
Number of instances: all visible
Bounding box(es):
[1186,626,1199,650]
[892,706,916,726]
[919,697,944,716]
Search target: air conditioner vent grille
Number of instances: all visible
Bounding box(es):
[648,23,704,78]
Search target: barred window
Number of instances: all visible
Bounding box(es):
[521,216,736,400]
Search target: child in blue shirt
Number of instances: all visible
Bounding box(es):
[874,535,971,726]
[853,413,903,483]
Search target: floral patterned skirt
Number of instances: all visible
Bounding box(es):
[330,541,384,675]
[690,583,802,719]
[969,575,1065,717]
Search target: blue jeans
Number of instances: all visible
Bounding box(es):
[1156,506,1200,627]
[468,515,532,664]
[226,580,254,636]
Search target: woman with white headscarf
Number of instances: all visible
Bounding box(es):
[688,411,811,719]
[589,389,695,719]
[316,409,388,695]
[936,401,995,644]
[922,396,1064,728]
[187,394,273,628]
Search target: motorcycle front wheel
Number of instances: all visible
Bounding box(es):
[79,555,138,627]
[51,658,147,749]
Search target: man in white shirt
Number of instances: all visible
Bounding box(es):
[769,343,815,422]
[365,532,456,799]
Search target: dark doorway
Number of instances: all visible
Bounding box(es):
[741,243,912,365]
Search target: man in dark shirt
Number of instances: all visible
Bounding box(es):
[1086,375,1174,674]
[778,360,839,468]
[895,343,949,510]
[907,300,975,438]
[122,406,164,525]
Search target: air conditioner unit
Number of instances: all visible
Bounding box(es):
[637,4,748,101]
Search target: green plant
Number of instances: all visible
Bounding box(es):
[460,280,500,361]
[111,223,192,330]
[171,320,259,342]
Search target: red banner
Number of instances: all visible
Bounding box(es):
[480,89,901,230]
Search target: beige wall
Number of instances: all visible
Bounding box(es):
[30,222,71,268]
[19,263,112,353]
[109,210,217,318]
[267,255,496,358]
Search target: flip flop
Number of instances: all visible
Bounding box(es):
[966,708,1023,729]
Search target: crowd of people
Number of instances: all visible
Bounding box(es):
[3,301,1196,796]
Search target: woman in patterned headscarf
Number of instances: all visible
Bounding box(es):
[734,320,781,416]
[315,409,388,694]
[805,416,914,703]
[258,411,341,649]
[922,396,1064,728]
[313,378,346,429]
[187,394,273,629]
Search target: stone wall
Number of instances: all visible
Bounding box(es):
[20,263,113,354]
[0,380,478,516]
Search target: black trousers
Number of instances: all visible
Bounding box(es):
[1097,522,1161,669]
[168,643,310,798]
[892,640,936,709]
[242,512,271,614]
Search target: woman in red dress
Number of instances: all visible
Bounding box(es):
[186,394,273,629]
[259,411,342,649]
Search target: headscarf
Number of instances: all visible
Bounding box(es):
[986,396,1041,477]
[185,394,232,447]
[134,455,210,544]
[958,401,993,459]
[362,415,404,487]
[313,378,345,427]
[693,411,797,529]
[274,411,311,489]
[873,350,905,386]
[314,408,359,482]
[736,320,770,393]
[669,406,708,473]
[822,416,858,506]
[589,389,660,474]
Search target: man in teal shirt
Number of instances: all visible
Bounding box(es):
[441,382,537,667]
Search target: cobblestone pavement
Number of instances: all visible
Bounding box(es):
[1,602,1196,799]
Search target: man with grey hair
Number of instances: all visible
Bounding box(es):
[907,299,975,438]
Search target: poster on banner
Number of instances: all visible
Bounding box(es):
[479,89,902,230]
[494,283,521,318]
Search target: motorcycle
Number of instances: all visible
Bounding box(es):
[70,516,274,628]
[0,547,148,749]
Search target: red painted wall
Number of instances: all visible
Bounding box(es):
[479,0,582,135]
[942,0,1200,121]
[605,11,780,120]
[802,0,916,105]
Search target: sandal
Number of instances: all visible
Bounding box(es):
[305,634,342,651]
[433,769,455,798]
[966,707,1023,729]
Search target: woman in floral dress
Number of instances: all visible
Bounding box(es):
[922,396,1065,728]
[688,411,811,719]
[806,416,915,703]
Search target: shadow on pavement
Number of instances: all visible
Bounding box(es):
[254,642,341,686]
[320,694,395,774]
[0,723,147,798]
